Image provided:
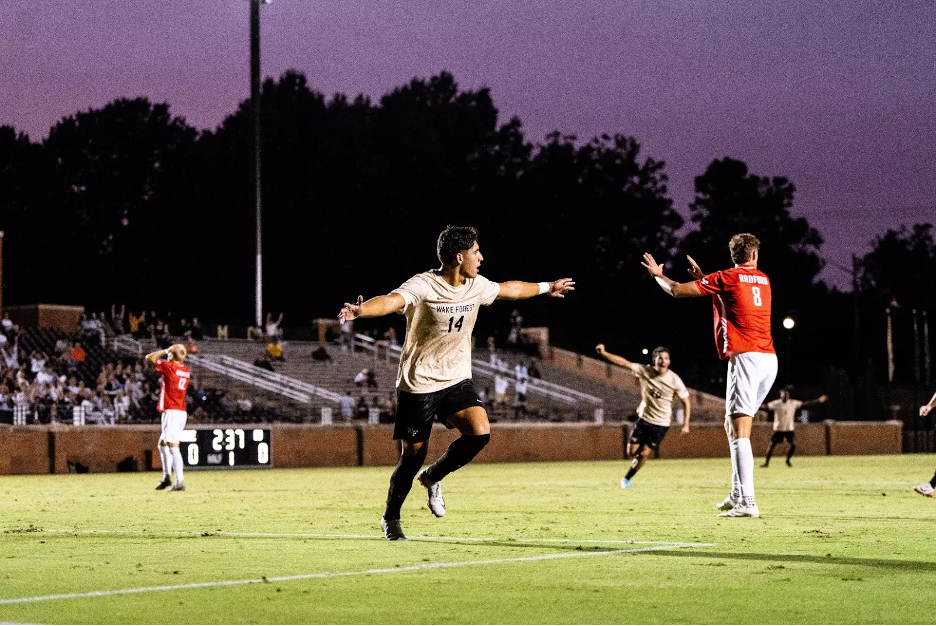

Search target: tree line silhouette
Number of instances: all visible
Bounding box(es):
[1,71,933,394]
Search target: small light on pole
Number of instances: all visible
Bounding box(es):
[641,348,649,355]
[782,316,795,384]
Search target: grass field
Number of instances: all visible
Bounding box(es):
[1,454,935,624]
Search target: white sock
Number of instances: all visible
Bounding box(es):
[729,440,741,500]
[170,447,185,485]
[736,438,755,506]
[159,445,172,479]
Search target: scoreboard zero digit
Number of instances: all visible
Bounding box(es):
[178,428,273,469]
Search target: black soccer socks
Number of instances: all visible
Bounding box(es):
[423,434,491,483]
[384,453,425,521]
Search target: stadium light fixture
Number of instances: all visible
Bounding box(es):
[783,317,795,330]
[641,348,649,355]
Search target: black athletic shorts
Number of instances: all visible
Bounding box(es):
[394,379,484,442]
[771,430,795,444]
[629,419,669,453]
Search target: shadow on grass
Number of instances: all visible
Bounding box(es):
[641,549,936,572]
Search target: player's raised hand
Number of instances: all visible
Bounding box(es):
[595,343,607,356]
[339,296,364,323]
[641,253,664,277]
[686,255,704,280]
[921,404,932,417]
[548,278,575,298]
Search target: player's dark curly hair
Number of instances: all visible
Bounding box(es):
[652,346,670,361]
[729,233,760,265]
[437,225,479,265]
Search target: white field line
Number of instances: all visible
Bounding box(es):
[28,528,699,545]
[0,542,711,606]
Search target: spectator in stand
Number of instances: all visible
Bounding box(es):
[114,389,131,422]
[354,368,370,387]
[128,310,146,338]
[90,313,106,345]
[36,364,57,386]
[110,304,126,335]
[265,312,284,340]
[156,323,172,349]
[339,391,355,419]
[507,309,523,346]
[54,335,70,354]
[2,340,18,370]
[383,327,399,347]
[1,313,12,333]
[69,342,85,372]
[514,377,529,417]
[0,383,11,410]
[494,373,509,409]
[190,318,204,341]
[340,320,352,351]
[528,359,541,379]
[266,340,285,362]
[514,361,529,382]
[179,318,192,339]
[355,395,370,419]
[366,369,378,389]
[378,394,395,422]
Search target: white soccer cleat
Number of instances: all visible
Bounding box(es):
[914,483,934,497]
[717,503,760,518]
[716,495,739,511]
[417,470,446,517]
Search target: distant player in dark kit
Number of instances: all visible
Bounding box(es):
[338,225,575,540]
[595,344,691,488]
[146,344,191,492]
[643,233,777,518]
[914,388,936,497]
[761,387,827,467]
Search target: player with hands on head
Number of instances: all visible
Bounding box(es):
[913,388,936,497]
[339,225,574,540]
[146,343,191,492]
[595,343,691,488]
[643,234,777,518]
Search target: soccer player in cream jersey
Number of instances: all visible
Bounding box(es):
[595,344,691,488]
[339,225,574,540]
[761,387,827,468]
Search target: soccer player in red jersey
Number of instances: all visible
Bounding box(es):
[146,344,191,492]
[642,233,777,517]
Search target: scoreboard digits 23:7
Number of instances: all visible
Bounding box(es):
[178,428,272,469]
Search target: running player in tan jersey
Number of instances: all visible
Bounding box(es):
[595,344,691,488]
[760,387,827,468]
[338,225,575,540]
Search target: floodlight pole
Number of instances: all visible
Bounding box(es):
[251,0,263,329]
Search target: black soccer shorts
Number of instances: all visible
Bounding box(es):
[628,419,670,453]
[771,430,795,444]
[394,379,484,442]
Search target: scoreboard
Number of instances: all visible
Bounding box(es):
[178,427,273,470]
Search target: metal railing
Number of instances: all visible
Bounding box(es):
[187,355,315,404]
[353,333,605,421]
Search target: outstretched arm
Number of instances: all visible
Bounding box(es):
[920,389,936,416]
[595,344,635,370]
[641,253,704,298]
[339,294,406,323]
[496,278,575,300]
[803,395,829,407]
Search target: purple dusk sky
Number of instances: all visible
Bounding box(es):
[2,1,934,288]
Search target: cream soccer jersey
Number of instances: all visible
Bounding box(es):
[766,398,802,431]
[630,363,690,427]
[392,270,500,393]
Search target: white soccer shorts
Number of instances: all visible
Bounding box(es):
[725,351,778,419]
[160,409,188,444]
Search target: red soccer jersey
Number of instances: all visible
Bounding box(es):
[155,359,191,412]
[695,266,775,360]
